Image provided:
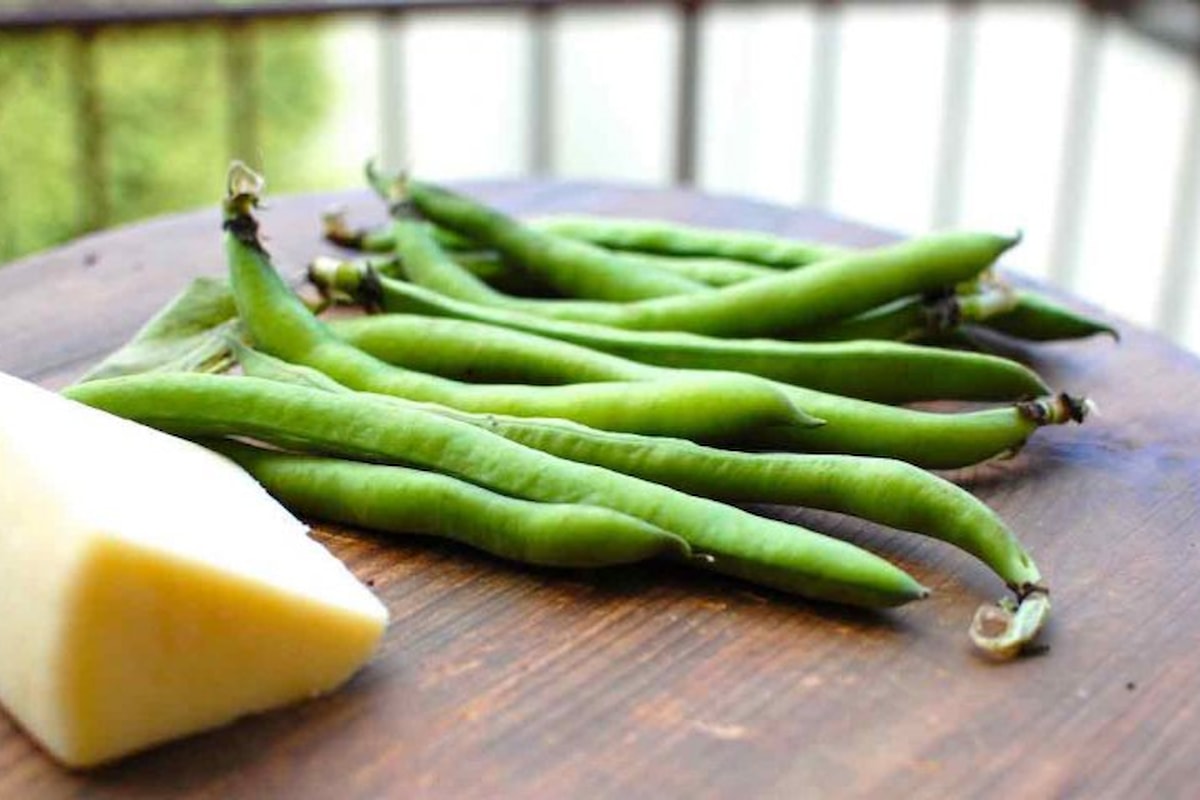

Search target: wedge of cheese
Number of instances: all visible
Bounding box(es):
[0,371,388,768]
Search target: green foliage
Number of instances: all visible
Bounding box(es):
[258,21,337,193]
[0,31,79,261]
[0,21,331,264]
[99,25,229,230]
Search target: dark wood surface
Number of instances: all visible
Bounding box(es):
[2,182,1198,799]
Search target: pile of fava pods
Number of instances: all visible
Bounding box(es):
[70,163,1114,660]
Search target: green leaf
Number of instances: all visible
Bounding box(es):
[79,276,241,383]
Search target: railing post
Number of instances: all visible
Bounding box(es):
[1049,4,1106,289]
[528,2,554,176]
[1157,53,1200,341]
[806,0,841,208]
[933,0,977,229]
[70,25,109,233]
[223,18,261,165]
[378,9,407,173]
[674,0,701,186]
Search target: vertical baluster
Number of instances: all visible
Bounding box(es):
[674,0,701,185]
[933,1,977,229]
[1156,55,1200,341]
[1049,5,1106,289]
[223,18,260,164]
[806,0,841,208]
[70,26,109,233]
[378,9,407,172]
[528,3,554,176]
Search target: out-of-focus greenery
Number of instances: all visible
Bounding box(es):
[0,30,78,261]
[0,20,331,263]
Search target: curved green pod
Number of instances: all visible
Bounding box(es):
[388,216,615,315]
[529,213,848,267]
[224,168,813,439]
[315,264,1050,405]
[980,290,1118,341]
[797,283,1017,342]
[329,311,1046,404]
[229,346,1048,658]
[392,177,710,301]
[65,373,928,609]
[324,212,775,289]
[743,388,1088,470]
[448,242,777,289]
[380,195,1018,337]
[331,309,1079,468]
[207,440,690,568]
[326,309,1082,470]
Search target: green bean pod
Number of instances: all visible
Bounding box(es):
[455,248,775,289]
[65,373,928,609]
[322,209,398,253]
[314,265,1051,405]
[325,211,773,289]
[206,439,690,567]
[795,296,936,342]
[529,214,849,267]
[448,250,557,295]
[741,389,1089,470]
[386,216,616,316]
[348,249,553,298]
[804,285,1116,345]
[230,345,1049,657]
[331,313,647,385]
[628,252,776,286]
[225,168,814,438]
[382,174,710,301]
[383,216,781,320]
[327,306,1082,468]
[307,274,1082,469]
[798,282,1018,342]
[387,196,1019,336]
[235,344,1042,587]
[979,290,1119,341]
[325,210,479,255]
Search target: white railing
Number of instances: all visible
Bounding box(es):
[4,1,1198,352]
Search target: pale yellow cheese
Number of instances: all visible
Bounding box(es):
[0,371,388,768]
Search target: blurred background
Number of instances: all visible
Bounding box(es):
[2,0,1199,351]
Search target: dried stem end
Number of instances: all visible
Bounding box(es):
[969,588,1051,660]
[364,159,419,219]
[223,161,267,250]
[321,208,366,249]
[307,256,382,311]
[1018,393,1091,426]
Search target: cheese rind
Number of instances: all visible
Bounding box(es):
[0,371,388,767]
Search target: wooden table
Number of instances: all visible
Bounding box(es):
[2,182,1199,799]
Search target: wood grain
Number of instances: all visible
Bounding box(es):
[1,182,1198,799]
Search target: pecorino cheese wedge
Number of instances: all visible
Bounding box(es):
[0,371,388,768]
